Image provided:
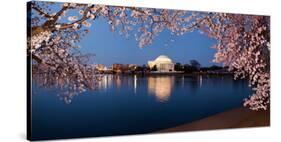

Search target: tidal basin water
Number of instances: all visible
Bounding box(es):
[32,74,251,140]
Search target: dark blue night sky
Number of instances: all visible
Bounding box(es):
[43,3,220,67]
[78,17,219,67]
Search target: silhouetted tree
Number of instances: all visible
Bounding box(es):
[190,60,201,71]
[174,62,183,71]
[209,65,223,71]
[183,64,196,73]
[135,66,143,72]
[151,65,157,71]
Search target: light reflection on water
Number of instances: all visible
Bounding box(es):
[97,75,176,102]
[94,74,240,103]
[148,76,174,102]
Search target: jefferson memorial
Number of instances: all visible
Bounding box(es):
[148,55,175,72]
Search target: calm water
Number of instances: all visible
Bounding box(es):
[32,74,251,140]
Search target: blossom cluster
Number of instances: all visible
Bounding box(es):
[205,14,270,110]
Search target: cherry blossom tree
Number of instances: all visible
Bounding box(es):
[28,1,270,109]
[197,13,270,110]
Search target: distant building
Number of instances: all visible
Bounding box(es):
[95,64,106,71]
[112,64,122,73]
[148,55,174,72]
[128,64,137,70]
[112,63,129,73]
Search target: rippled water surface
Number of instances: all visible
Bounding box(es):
[32,74,251,140]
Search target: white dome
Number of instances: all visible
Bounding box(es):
[154,55,172,63]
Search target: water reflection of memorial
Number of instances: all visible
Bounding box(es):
[148,76,174,102]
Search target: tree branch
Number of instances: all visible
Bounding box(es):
[58,6,96,30]
[31,2,52,18]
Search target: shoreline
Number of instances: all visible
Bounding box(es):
[158,107,270,133]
